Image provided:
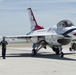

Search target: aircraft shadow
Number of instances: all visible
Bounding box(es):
[2,52,76,61]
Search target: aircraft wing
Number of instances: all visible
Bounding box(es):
[5,32,67,39]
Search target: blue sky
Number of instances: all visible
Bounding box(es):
[0,0,76,36]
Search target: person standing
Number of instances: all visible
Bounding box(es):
[0,37,8,59]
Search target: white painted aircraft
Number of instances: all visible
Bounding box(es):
[6,8,76,57]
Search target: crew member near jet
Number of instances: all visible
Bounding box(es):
[0,37,8,59]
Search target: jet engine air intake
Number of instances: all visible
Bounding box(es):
[57,39,71,45]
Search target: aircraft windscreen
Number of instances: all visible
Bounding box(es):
[57,20,74,28]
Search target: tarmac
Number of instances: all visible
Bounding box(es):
[0,42,76,75]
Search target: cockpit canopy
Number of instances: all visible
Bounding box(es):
[57,20,74,28]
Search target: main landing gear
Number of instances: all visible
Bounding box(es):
[32,43,64,57]
[52,46,64,57]
[32,42,46,56]
[32,49,37,56]
[32,43,43,56]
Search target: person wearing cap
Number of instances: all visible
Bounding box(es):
[0,37,8,59]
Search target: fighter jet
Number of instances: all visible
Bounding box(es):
[6,8,76,57]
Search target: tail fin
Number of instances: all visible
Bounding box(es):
[27,8,44,31]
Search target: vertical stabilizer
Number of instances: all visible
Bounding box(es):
[27,8,44,31]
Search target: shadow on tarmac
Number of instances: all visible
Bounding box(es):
[1,52,76,61]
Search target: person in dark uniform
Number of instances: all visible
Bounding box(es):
[0,37,8,59]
